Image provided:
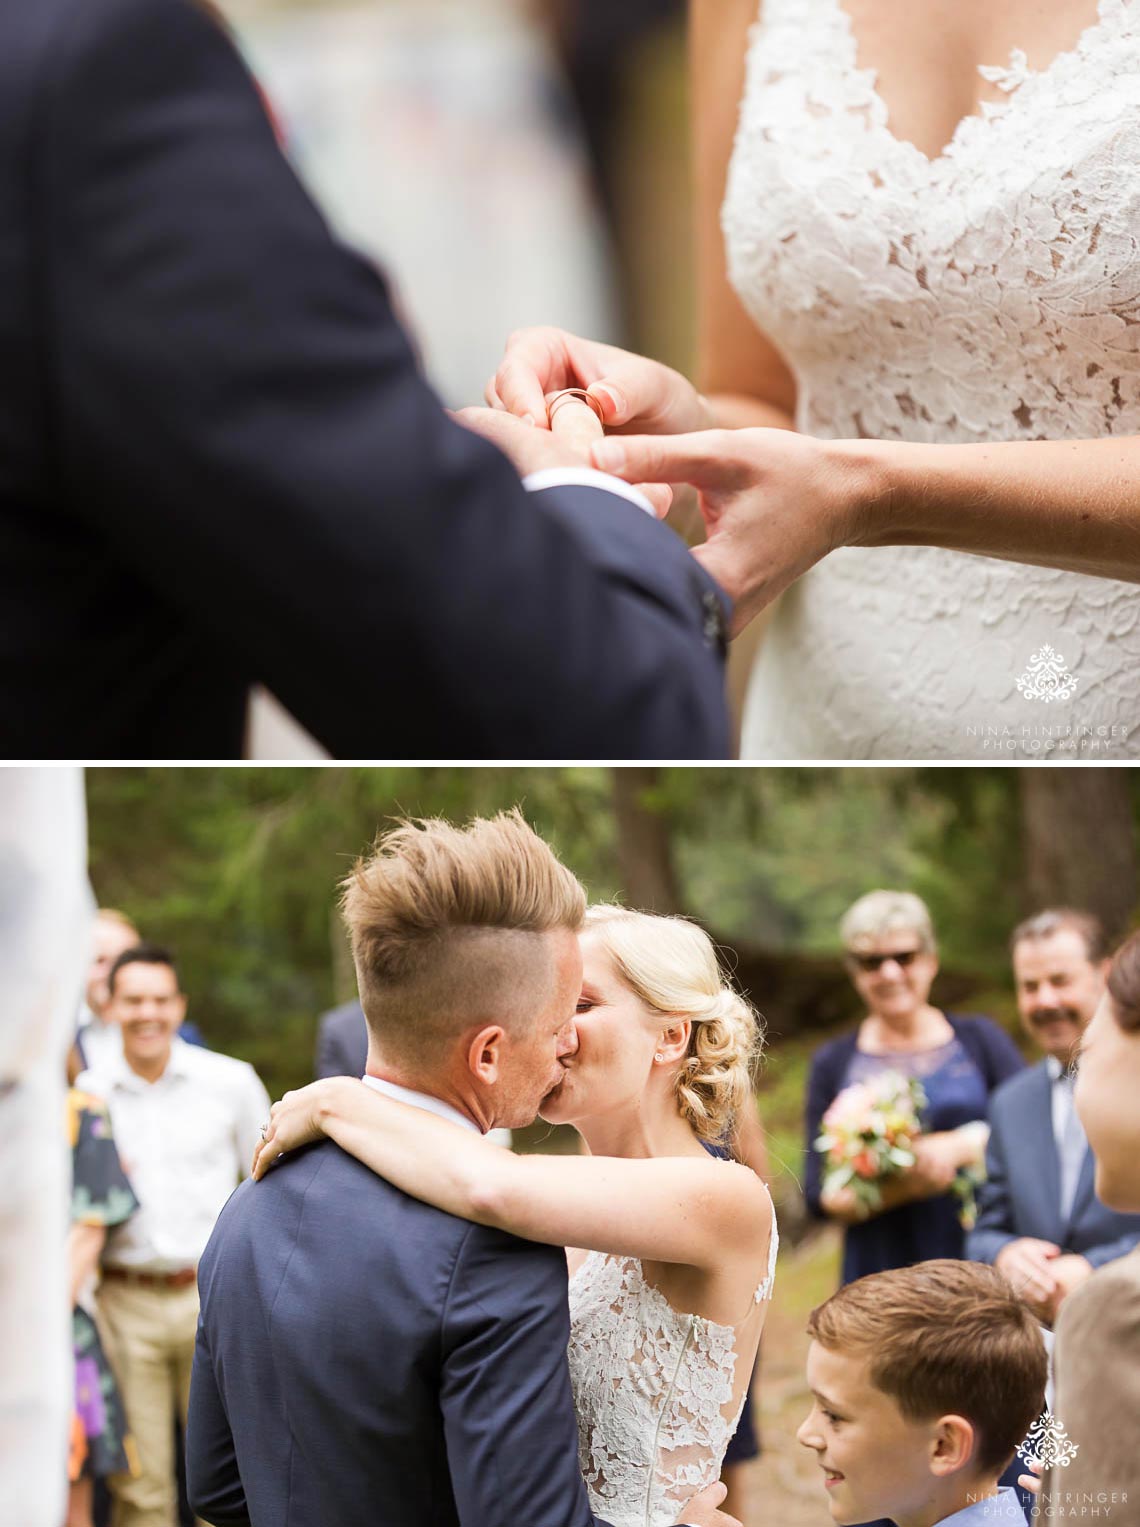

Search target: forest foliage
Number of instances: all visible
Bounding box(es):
[86,767,1140,1108]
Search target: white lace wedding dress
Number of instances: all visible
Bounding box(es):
[566,1206,778,1527]
[723,0,1140,760]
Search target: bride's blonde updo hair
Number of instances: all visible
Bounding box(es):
[583,905,763,1143]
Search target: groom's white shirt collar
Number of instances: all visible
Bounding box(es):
[361,1074,481,1134]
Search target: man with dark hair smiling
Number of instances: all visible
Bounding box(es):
[968,910,1140,1325]
[78,945,269,1527]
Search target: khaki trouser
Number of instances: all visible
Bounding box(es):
[96,1278,206,1527]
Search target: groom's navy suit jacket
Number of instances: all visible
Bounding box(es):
[967,1061,1140,1268]
[1,0,729,760]
[187,1139,616,1527]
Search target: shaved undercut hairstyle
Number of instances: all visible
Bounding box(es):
[341,810,587,1069]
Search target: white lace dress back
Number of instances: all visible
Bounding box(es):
[723,0,1140,759]
[566,1205,778,1527]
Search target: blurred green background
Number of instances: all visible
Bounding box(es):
[85,766,1140,1230]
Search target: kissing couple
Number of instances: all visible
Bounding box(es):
[186,810,776,1527]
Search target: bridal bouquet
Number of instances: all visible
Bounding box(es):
[815,1071,985,1227]
[815,1071,927,1216]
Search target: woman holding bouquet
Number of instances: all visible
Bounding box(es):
[805,891,1024,1286]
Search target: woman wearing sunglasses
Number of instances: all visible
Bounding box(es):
[805,891,1024,1287]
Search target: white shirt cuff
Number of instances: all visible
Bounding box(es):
[522,467,656,518]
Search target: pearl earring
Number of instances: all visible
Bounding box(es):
[655,1052,663,1062]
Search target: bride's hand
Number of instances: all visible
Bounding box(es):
[590,428,871,634]
[487,326,713,437]
[251,1079,346,1180]
[675,1481,741,1527]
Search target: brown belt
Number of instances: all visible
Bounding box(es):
[102,1265,197,1290]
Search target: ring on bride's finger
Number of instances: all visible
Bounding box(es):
[546,388,605,424]
[260,1121,269,1140]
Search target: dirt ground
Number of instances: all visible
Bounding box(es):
[729,1227,845,1527]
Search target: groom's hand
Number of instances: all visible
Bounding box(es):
[452,406,590,475]
[590,428,865,634]
[486,326,713,437]
[675,1481,742,1527]
[454,407,672,517]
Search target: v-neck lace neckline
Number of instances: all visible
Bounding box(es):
[829,0,1122,168]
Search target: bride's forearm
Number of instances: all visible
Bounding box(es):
[706,390,797,433]
[317,1081,772,1268]
[840,434,1140,581]
[316,1080,514,1223]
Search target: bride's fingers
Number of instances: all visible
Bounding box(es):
[495,351,556,427]
[591,431,745,491]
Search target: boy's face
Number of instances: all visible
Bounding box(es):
[797,1341,962,1525]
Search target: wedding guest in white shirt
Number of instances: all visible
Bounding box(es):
[78,944,270,1527]
[75,909,140,1077]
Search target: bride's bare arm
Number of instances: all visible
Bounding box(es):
[845,433,1140,582]
[255,1078,772,1273]
[691,0,797,434]
[590,426,1140,630]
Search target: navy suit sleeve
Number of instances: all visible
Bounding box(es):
[314,1014,339,1082]
[966,1103,1017,1266]
[37,0,729,759]
[1083,1228,1140,1270]
[186,1312,250,1527]
[441,1225,613,1527]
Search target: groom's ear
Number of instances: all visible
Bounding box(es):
[465,1024,507,1084]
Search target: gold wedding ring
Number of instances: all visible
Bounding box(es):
[546,388,606,425]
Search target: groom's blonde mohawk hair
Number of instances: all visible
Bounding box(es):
[341,809,585,1063]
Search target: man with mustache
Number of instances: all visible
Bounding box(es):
[968,910,1140,1325]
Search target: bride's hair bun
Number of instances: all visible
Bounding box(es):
[583,905,764,1143]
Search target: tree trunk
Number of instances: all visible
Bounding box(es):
[610,767,683,913]
[330,906,358,1006]
[1020,768,1137,941]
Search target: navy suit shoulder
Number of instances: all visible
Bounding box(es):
[3,0,729,760]
[313,999,368,1080]
[189,1140,612,1527]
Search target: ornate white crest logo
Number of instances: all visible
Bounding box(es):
[1017,1410,1080,1470]
[1016,644,1079,703]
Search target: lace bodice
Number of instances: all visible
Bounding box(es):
[566,1210,778,1527]
[723,0,1140,759]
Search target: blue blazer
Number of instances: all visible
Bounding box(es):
[188,1139,617,1527]
[313,999,368,1081]
[2,0,730,761]
[967,1060,1140,1268]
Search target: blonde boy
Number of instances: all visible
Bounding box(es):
[798,1260,1047,1526]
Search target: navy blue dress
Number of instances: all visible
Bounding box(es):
[804,1014,1025,1286]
